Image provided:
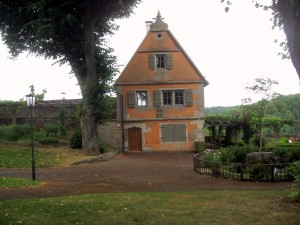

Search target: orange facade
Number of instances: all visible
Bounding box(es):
[115,12,208,152]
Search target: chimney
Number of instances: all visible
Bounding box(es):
[145,21,152,32]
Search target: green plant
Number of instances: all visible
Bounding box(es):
[249,164,271,181]
[38,137,59,145]
[287,161,300,202]
[203,151,222,175]
[220,144,258,163]
[195,141,205,153]
[0,124,31,141]
[99,140,109,153]
[70,130,82,149]
[44,124,66,137]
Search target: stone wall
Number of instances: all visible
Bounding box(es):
[97,121,122,151]
[0,100,80,130]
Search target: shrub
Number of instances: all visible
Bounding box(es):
[44,124,66,137]
[273,145,300,163]
[287,161,300,202]
[99,140,110,154]
[203,151,222,175]
[34,131,47,142]
[220,144,258,163]
[38,137,59,145]
[0,124,31,141]
[249,164,271,181]
[70,130,82,149]
[195,141,205,153]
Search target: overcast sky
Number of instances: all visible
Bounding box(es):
[0,0,299,107]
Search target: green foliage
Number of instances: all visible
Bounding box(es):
[98,140,110,154]
[70,130,82,149]
[287,161,300,202]
[0,0,141,151]
[28,85,47,101]
[0,124,31,141]
[273,144,300,163]
[249,164,272,181]
[220,145,258,163]
[38,137,59,145]
[195,141,205,153]
[43,124,66,137]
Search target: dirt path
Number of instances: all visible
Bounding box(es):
[0,152,292,200]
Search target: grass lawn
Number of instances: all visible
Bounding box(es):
[0,177,41,188]
[0,190,299,225]
[0,145,87,168]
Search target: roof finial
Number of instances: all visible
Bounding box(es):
[150,10,168,31]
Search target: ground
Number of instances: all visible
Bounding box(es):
[0,152,291,200]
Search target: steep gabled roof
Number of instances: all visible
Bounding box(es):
[116,11,209,86]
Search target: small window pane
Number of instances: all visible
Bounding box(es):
[156,55,165,69]
[174,90,184,105]
[137,91,147,106]
[162,91,172,105]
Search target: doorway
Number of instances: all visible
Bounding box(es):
[128,127,142,151]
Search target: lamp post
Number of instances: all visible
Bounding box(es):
[25,94,36,180]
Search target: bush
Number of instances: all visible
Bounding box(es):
[38,137,60,145]
[0,124,31,141]
[220,144,258,163]
[203,151,222,175]
[70,130,82,149]
[273,145,300,163]
[195,141,205,153]
[99,140,110,154]
[44,124,66,137]
[249,164,271,181]
[287,161,300,202]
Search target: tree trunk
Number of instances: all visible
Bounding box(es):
[76,5,99,155]
[80,100,99,155]
[277,0,300,81]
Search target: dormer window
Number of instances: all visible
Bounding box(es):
[148,54,173,70]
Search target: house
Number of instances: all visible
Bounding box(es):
[115,11,209,151]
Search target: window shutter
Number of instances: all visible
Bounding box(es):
[177,124,187,142]
[166,54,173,70]
[127,91,136,108]
[161,124,173,142]
[185,89,193,106]
[148,54,155,70]
[153,90,161,107]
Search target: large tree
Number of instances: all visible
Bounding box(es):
[275,0,300,81]
[0,0,140,154]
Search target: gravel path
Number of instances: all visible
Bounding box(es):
[0,152,292,200]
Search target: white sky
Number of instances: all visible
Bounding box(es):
[0,0,299,106]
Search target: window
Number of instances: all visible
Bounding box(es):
[148,54,173,70]
[128,90,148,108]
[137,91,148,107]
[156,54,165,69]
[154,89,193,107]
[162,90,184,106]
[174,90,184,105]
[161,123,187,142]
[162,91,172,105]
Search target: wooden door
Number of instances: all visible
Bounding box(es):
[128,127,142,151]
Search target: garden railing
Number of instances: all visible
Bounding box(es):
[193,153,293,182]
